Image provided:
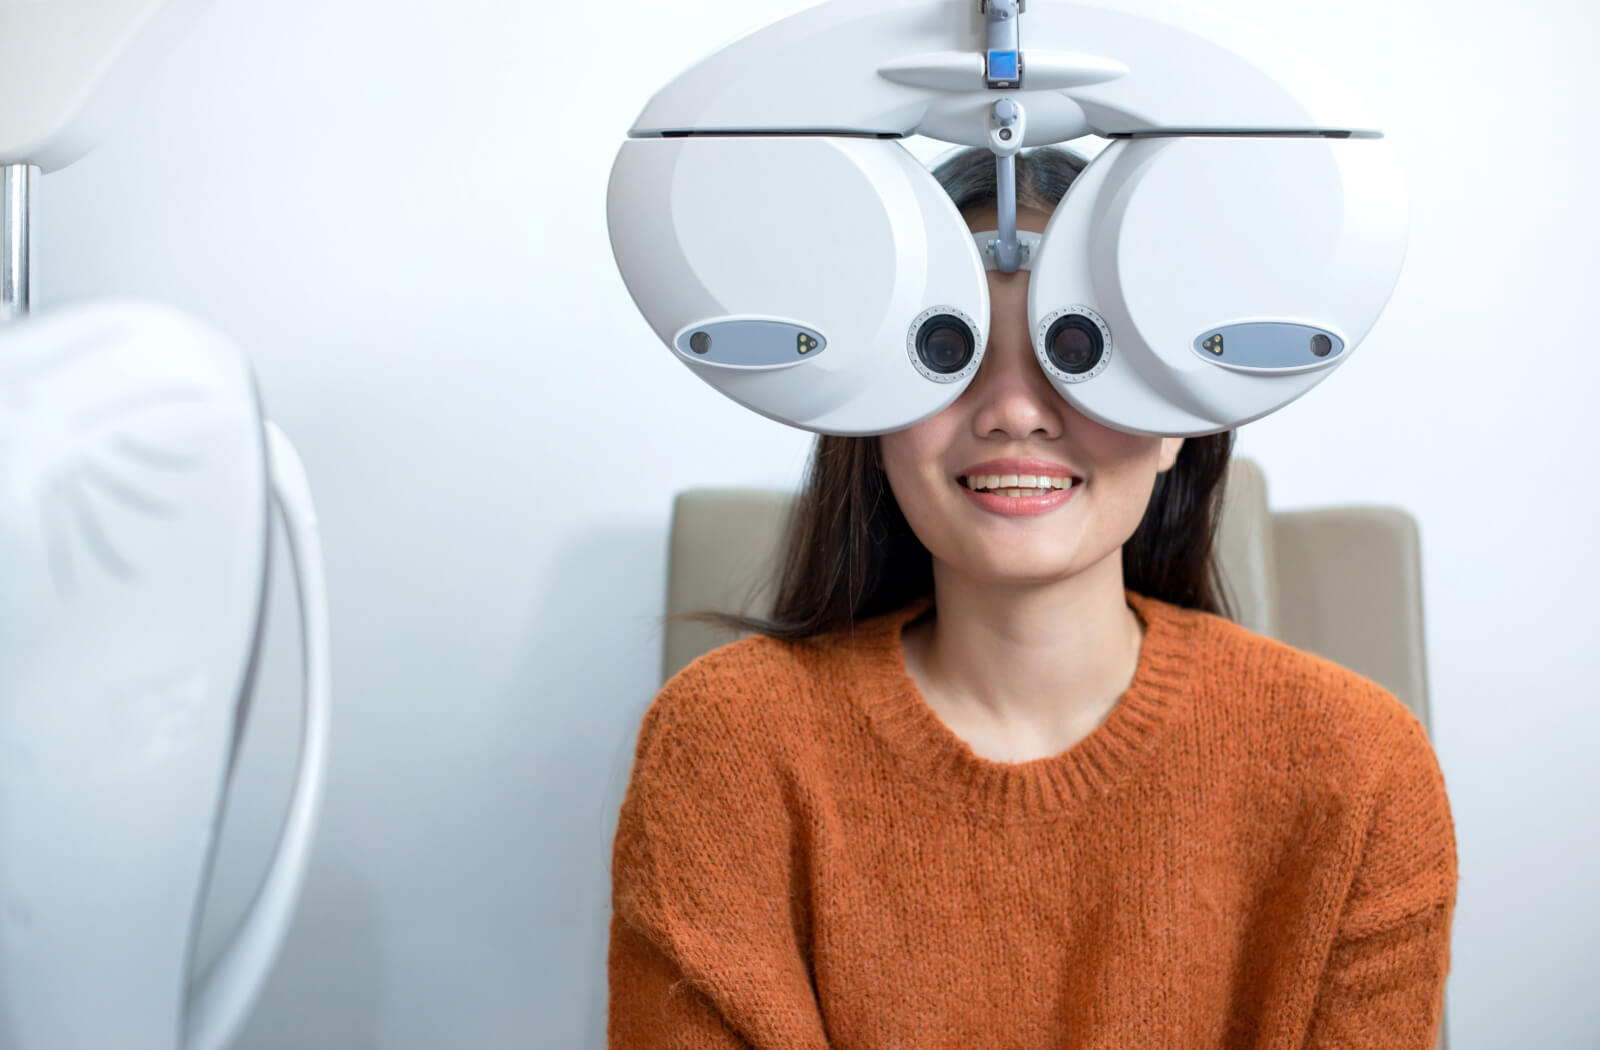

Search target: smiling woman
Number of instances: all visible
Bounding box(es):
[608,146,1456,1050]
[680,148,1237,647]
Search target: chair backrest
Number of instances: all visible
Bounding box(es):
[660,456,1443,1050]
[662,457,1431,730]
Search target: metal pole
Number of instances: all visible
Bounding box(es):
[992,149,1017,268]
[984,1,1025,273]
[2,163,37,321]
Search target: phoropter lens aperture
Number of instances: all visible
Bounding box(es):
[915,315,974,375]
[1046,314,1104,375]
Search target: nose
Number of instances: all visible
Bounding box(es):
[964,310,1064,442]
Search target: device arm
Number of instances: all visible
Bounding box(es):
[627,0,1380,142]
[986,97,1027,272]
[982,0,1021,87]
[1,163,34,319]
[184,422,332,1050]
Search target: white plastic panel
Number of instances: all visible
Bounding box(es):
[607,136,990,435]
[627,0,1381,144]
[1028,134,1409,435]
[0,0,213,171]
[0,299,267,1047]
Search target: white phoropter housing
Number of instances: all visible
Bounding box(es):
[606,0,1408,437]
[1,3,330,1049]
[0,302,330,1050]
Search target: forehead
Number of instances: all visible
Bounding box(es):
[959,203,1054,236]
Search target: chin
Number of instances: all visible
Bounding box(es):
[963,539,1120,585]
[962,555,1083,587]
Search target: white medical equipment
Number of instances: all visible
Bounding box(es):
[607,0,1409,437]
[0,3,329,1049]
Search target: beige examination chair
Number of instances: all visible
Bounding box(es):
[660,457,1448,1050]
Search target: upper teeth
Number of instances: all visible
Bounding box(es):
[962,474,1075,491]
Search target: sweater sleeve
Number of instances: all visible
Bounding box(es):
[1303,709,1459,1049]
[607,673,833,1050]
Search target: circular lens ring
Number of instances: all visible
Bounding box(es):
[915,314,974,375]
[1045,314,1104,375]
[905,306,982,384]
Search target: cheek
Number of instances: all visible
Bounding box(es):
[879,423,945,490]
[879,430,953,533]
[881,437,923,506]
[1086,429,1168,478]
[1091,447,1168,527]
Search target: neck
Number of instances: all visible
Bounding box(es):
[905,551,1146,735]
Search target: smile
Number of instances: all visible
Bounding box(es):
[958,473,1078,493]
[956,476,1080,517]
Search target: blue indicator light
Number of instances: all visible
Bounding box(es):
[987,50,1019,81]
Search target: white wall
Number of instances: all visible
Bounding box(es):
[31,0,1599,1046]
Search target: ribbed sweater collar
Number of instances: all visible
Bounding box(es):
[834,589,1200,823]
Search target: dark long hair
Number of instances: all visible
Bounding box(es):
[680,146,1236,640]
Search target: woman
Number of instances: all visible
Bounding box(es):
[608,146,1457,1049]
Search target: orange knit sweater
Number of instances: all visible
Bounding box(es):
[608,590,1457,1048]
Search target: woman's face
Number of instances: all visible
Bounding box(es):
[879,203,1185,588]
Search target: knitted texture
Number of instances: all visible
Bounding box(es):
[608,590,1457,1048]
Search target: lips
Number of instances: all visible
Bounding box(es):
[955,457,1081,481]
[960,481,1080,517]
